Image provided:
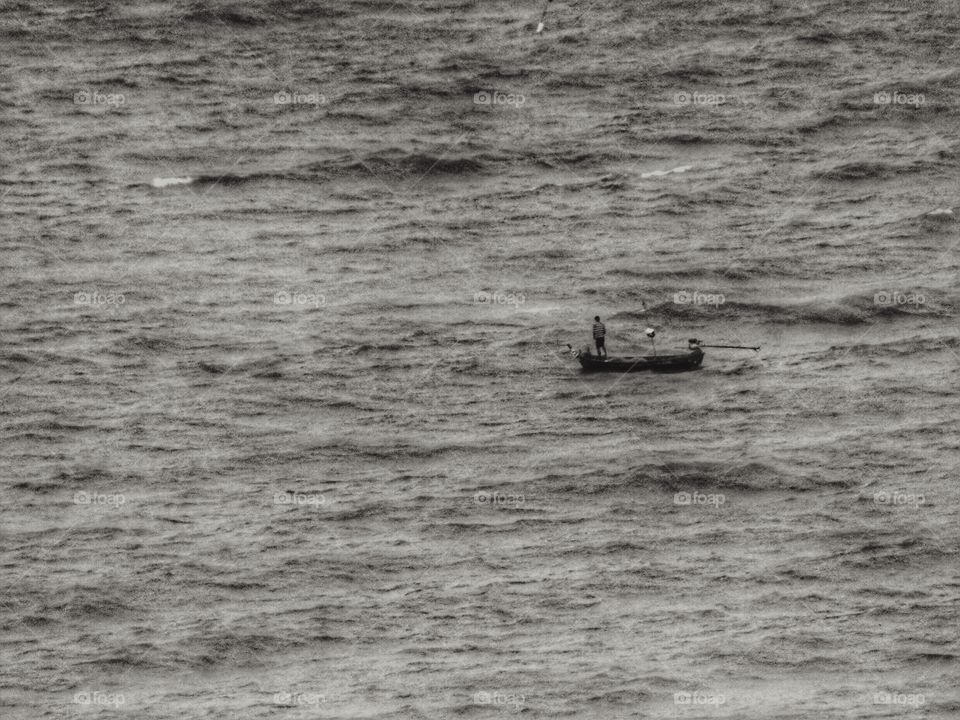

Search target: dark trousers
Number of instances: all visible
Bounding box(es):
[595,337,606,356]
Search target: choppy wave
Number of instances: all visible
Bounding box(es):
[5,1,960,717]
[338,151,484,177]
[818,159,942,181]
[144,150,486,189]
[635,290,954,324]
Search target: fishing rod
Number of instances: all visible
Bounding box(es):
[689,338,760,351]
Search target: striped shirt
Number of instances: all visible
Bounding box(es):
[592,322,606,339]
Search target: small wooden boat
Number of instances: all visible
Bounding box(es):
[568,338,757,373]
[575,345,704,373]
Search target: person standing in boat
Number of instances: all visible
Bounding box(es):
[592,316,607,357]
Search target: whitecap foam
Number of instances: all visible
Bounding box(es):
[150,177,193,188]
[640,165,692,179]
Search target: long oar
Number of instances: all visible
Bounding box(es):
[690,339,760,351]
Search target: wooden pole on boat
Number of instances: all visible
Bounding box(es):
[536,0,552,33]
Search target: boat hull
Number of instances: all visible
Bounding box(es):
[578,348,704,373]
